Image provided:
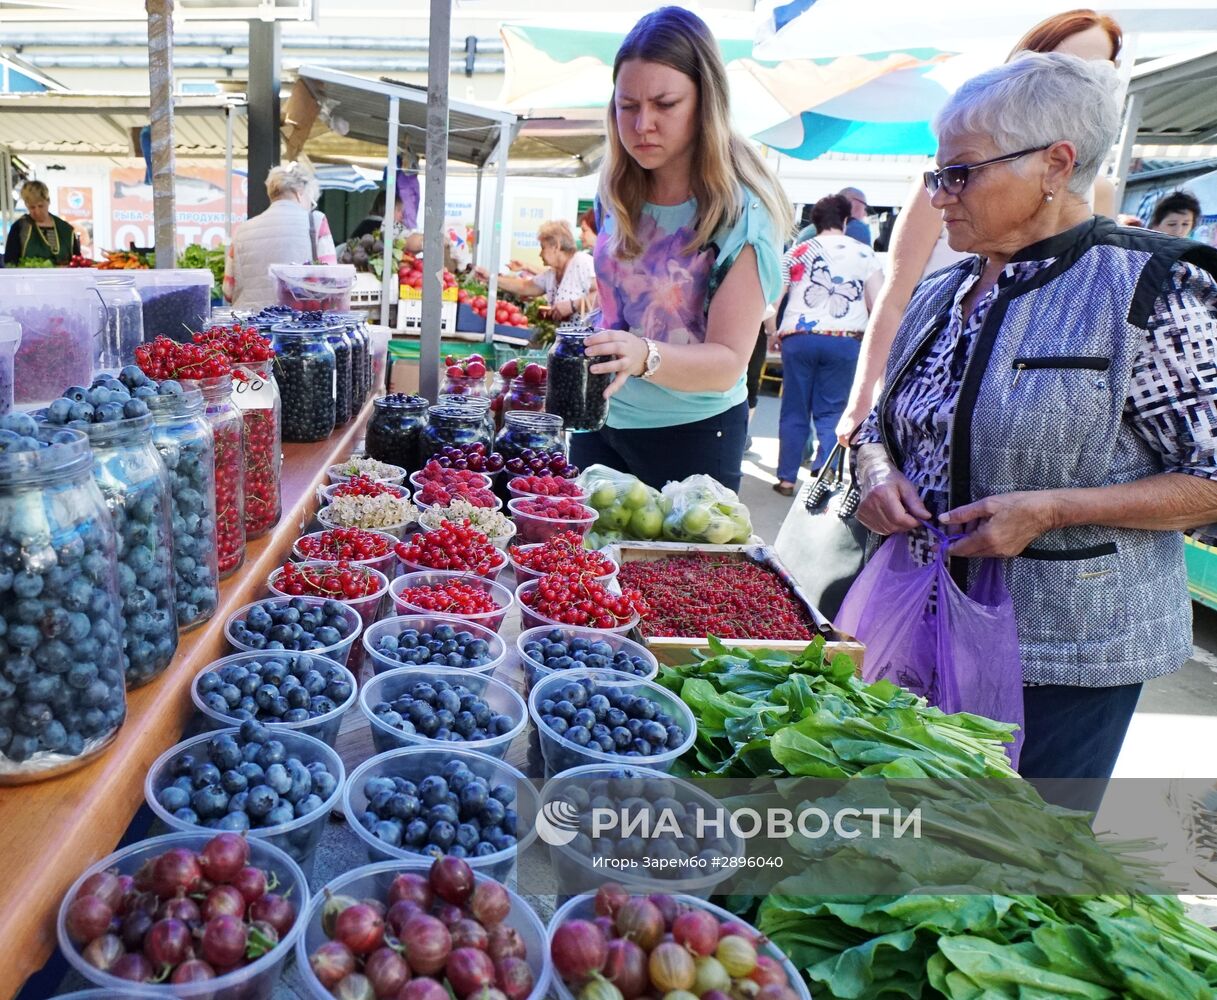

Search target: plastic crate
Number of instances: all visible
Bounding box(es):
[350,271,397,307]
[395,295,458,332]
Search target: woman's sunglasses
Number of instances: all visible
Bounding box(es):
[923,145,1052,196]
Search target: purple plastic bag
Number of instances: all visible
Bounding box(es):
[835,528,1024,767]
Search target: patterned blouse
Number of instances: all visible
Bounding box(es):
[856,255,1217,559]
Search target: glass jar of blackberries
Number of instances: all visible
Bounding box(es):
[546,324,612,432]
[231,361,282,539]
[320,323,353,426]
[147,387,220,632]
[191,374,247,579]
[495,411,565,462]
[81,412,180,688]
[271,322,338,443]
[329,312,371,405]
[0,420,128,782]
[366,393,428,473]
[420,403,492,462]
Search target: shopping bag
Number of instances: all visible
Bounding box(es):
[773,443,870,620]
[834,527,1025,766]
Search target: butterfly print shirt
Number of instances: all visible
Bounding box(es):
[778,234,881,334]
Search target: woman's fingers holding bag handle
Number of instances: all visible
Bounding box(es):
[858,476,929,535]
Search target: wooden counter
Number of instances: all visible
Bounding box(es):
[0,399,375,1000]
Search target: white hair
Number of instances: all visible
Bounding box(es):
[933,52,1121,196]
[265,161,319,205]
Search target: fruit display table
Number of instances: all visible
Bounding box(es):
[0,399,376,1000]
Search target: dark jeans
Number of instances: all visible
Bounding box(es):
[745,328,767,409]
[1018,681,1143,815]
[569,401,749,493]
[777,332,860,482]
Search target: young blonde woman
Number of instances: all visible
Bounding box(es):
[574,6,793,492]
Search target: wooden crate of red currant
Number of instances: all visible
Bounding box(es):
[605,542,864,668]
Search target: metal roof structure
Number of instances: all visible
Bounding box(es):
[1129,44,1217,147]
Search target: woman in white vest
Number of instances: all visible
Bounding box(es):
[223,161,337,309]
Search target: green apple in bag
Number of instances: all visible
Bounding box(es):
[629,504,664,539]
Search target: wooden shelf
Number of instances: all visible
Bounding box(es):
[0,399,375,1000]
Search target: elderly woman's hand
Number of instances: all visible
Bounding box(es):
[855,444,932,535]
[941,490,1064,558]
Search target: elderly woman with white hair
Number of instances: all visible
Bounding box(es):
[853,52,1217,800]
[223,161,337,309]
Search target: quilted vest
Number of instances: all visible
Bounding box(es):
[876,217,1217,687]
[229,200,319,309]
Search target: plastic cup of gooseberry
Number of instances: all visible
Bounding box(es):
[395,546,508,582]
[144,726,345,876]
[507,497,597,545]
[419,509,517,549]
[58,831,308,1000]
[528,667,696,776]
[506,478,590,505]
[546,894,808,1000]
[291,528,398,577]
[340,745,539,881]
[409,468,493,493]
[268,560,391,640]
[388,570,514,633]
[315,503,418,540]
[361,613,508,679]
[514,578,640,635]
[507,542,618,587]
[358,665,527,758]
[295,858,552,1000]
[514,624,657,696]
[327,460,406,486]
[224,595,364,667]
[191,649,358,747]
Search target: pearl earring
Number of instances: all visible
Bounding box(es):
[1045,192,1054,203]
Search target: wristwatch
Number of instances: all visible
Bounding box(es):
[639,337,662,380]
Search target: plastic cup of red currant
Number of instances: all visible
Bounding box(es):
[388,570,515,633]
[507,539,618,587]
[514,578,640,635]
[292,528,398,578]
[268,561,391,666]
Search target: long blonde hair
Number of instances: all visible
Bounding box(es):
[601,6,792,259]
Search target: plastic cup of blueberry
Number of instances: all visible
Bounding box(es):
[527,667,696,776]
[340,745,539,882]
[358,665,527,759]
[224,595,364,667]
[361,614,508,679]
[515,625,658,695]
[191,650,358,747]
[144,721,345,874]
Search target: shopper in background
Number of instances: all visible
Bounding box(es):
[835,8,1124,446]
[3,180,80,266]
[839,186,873,246]
[573,5,791,493]
[223,161,337,309]
[351,189,407,239]
[853,53,1217,803]
[579,208,598,251]
[769,194,883,496]
[476,220,597,322]
[1117,213,1145,228]
[1150,190,1202,237]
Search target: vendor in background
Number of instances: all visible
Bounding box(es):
[1149,190,1202,237]
[3,180,79,266]
[579,208,598,251]
[475,221,597,322]
[223,161,337,309]
[834,8,1124,447]
[351,189,407,239]
[853,53,1217,806]
[575,6,791,493]
[768,194,883,496]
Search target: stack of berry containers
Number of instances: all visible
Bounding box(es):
[233,360,282,538]
[78,413,180,687]
[0,421,128,780]
[191,374,247,578]
[365,393,429,474]
[147,387,220,631]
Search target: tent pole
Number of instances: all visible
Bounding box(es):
[472,166,483,269]
[145,0,177,267]
[224,104,234,242]
[484,121,510,347]
[420,0,451,401]
[1112,91,1142,211]
[0,146,11,237]
[380,95,399,328]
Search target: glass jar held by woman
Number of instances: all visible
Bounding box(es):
[571,6,791,493]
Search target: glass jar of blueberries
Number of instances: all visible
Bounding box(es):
[419,403,492,463]
[329,312,371,405]
[147,386,220,631]
[271,322,337,443]
[366,393,428,473]
[545,323,612,432]
[321,322,354,426]
[439,394,496,445]
[193,374,247,579]
[495,411,565,463]
[80,412,180,688]
[0,419,128,782]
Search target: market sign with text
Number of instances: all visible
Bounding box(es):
[110,167,247,251]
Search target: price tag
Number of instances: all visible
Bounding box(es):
[232,374,275,411]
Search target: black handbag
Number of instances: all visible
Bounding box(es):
[773,442,871,621]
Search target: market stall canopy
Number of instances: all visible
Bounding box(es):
[0,92,247,157]
[1128,44,1217,146]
